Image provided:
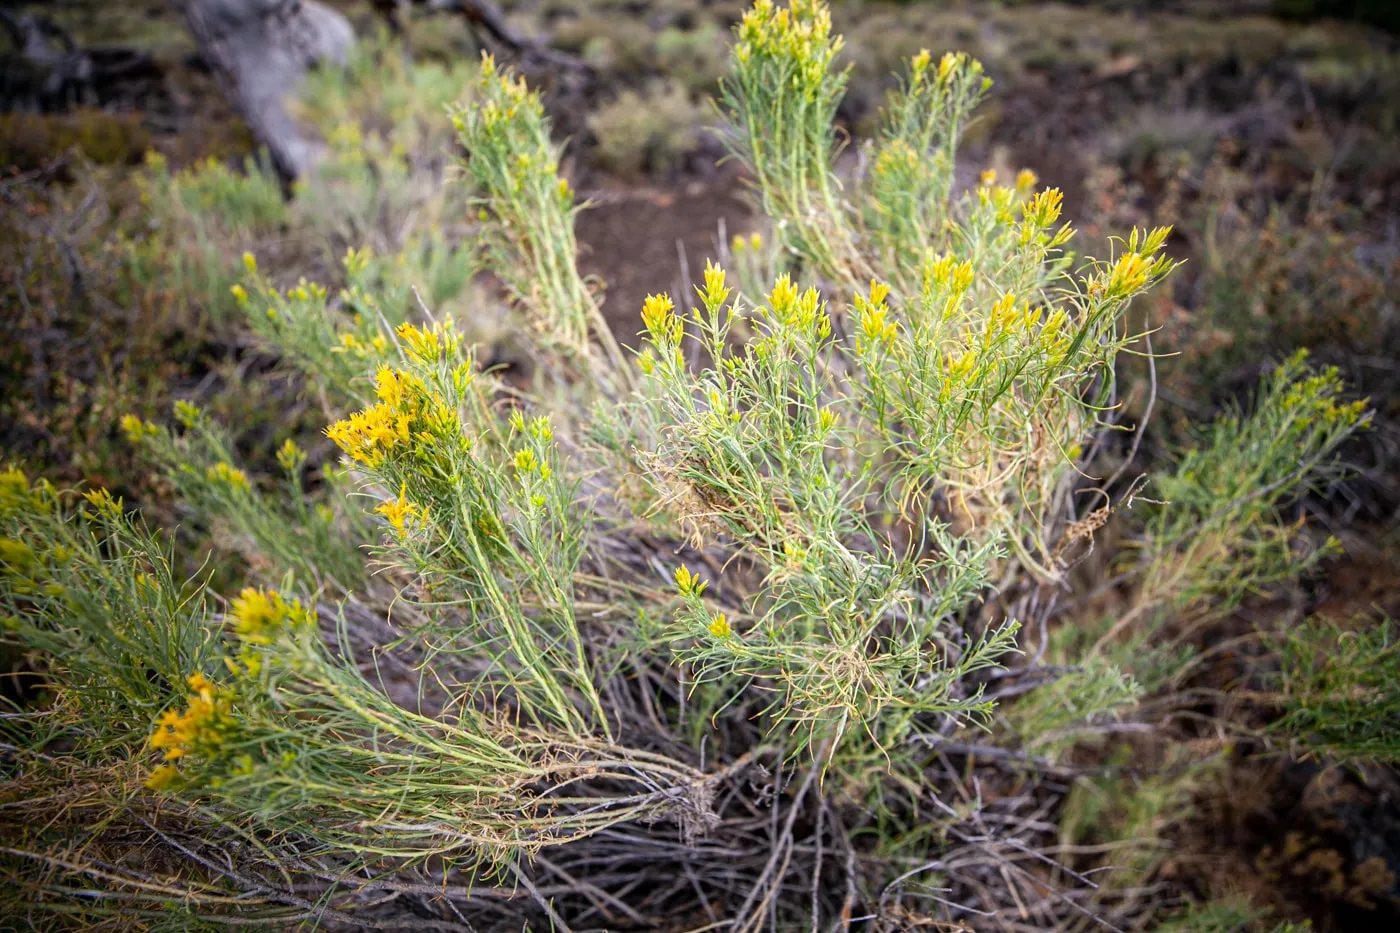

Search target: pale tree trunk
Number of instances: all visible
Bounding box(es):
[180,0,355,182]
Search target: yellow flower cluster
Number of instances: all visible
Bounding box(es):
[81,487,123,518]
[1106,253,1152,296]
[872,139,919,190]
[0,469,27,501]
[119,414,160,445]
[640,292,688,365]
[206,462,251,493]
[0,534,64,598]
[987,292,1035,337]
[856,279,896,348]
[675,565,709,598]
[708,613,732,639]
[934,51,976,85]
[0,468,39,517]
[1018,189,1073,248]
[924,253,976,299]
[700,260,730,310]
[328,358,466,468]
[326,367,426,467]
[735,0,843,81]
[285,280,326,305]
[0,538,35,572]
[148,672,228,771]
[641,293,678,341]
[768,274,826,334]
[1039,308,1073,364]
[276,439,305,474]
[327,402,411,467]
[396,321,453,364]
[1278,359,1369,425]
[460,54,538,135]
[1092,227,1173,300]
[730,231,763,253]
[892,48,987,117]
[335,331,389,360]
[944,347,979,385]
[976,180,1022,226]
[375,483,428,538]
[230,587,312,646]
[174,400,202,428]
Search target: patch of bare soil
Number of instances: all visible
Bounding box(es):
[1174,755,1400,932]
[575,175,755,345]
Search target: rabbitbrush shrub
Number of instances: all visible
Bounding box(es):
[0,2,1371,929]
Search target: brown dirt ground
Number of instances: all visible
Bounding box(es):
[575,176,756,345]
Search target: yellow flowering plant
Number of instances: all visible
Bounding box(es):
[0,473,222,754]
[122,398,365,590]
[451,54,623,374]
[0,3,1377,930]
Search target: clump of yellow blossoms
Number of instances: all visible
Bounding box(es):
[275,438,305,474]
[0,538,35,572]
[147,672,231,788]
[205,462,251,492]
[730,231,763,253]
[375,483,428,538]
[326,330,466,468]
[230,587,313,646]
[336,330,389,361]
[119,414,160,444]
[675,565,708,598]
[0,468,30,511]
[81,487,123,519]
[855,279,896,349]
[326,367,424,467]
[734,0,842,76]
[764,273,826,334]
[641,293,678,342]
[1,469,54,522]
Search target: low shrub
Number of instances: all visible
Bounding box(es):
[588,78,708,176]
[0,2,1375,929]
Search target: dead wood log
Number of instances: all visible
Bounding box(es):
[179,0,355,182]
[369,0,589,73]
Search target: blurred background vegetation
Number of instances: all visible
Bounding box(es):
[2,1,1397,930]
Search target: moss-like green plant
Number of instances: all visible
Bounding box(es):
[1274,615,1399,764]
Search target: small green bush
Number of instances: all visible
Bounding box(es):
[1274,615,1400,763]
[588,78,708,176]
